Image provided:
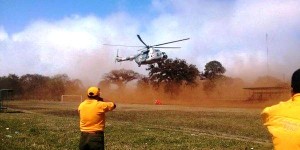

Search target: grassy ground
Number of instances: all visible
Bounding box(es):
[0,100,273,150]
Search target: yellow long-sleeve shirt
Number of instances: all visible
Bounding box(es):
[78,99,115,132]
[261,94,300,150]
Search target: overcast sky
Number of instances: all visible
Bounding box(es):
[1,0,299,85]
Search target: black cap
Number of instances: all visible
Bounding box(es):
[292,68,300,93]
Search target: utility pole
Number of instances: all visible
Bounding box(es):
[266,33,269,77]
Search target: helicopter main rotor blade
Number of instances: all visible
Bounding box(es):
[103,44,144,47]
[153,46,181,48]
[137,48,147,51]
[137,34,148,48]
[153,38,190,47]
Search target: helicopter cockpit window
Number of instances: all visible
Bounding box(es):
[142,53,148,59]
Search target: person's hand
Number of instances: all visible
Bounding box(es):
[97,96,104,101]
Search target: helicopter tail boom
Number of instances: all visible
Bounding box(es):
[115,56,135,62]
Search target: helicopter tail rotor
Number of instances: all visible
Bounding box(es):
[115,49,119,63]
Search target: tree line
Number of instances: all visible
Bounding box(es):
[1,59,224,100]
[99,59,288,100]
[1,58,286,101]
[100,59,227,96]
[0,74,83,100]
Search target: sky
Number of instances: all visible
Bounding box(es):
[0,0,300,85]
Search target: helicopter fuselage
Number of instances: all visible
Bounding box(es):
[135,48,168,66]
[107,34,188,67]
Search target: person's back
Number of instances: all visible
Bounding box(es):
[79,99,115,132]
[78,87,116,150]
[262,94,300,149]
[262,69,300,150]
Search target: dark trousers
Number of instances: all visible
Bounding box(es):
[79,131,104,150]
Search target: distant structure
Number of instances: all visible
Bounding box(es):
[242,34,291,101]
[243,86,289,101]
[0,89,14,111]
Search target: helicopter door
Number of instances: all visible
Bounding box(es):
[148,48,154,59]
[135,52,147,64]
[156,50,161,57]
[152,49,161,59]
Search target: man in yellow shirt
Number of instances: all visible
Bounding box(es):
[78,87,116,150]
[262,68,300,150]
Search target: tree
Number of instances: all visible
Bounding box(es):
[0,74,22,97]
[0,73,84,100]
[102,69,141,89]
[65,79,84,94]
[136,76,151,90]
[203,60,226,80]
[202,60,226,93]
[48,74,83,99]
[20,74,50,99]
[147,58,200,95]
[48,74,69,99]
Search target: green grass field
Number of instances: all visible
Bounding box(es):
[0,100,273,150]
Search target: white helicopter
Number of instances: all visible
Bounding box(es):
[104,35,189,67]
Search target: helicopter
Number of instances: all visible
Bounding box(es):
[104,35,189,67]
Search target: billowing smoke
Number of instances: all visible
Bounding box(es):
[0,0,300,85]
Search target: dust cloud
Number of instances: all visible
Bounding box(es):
[94,74,292,109]
[1,1,299,108]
